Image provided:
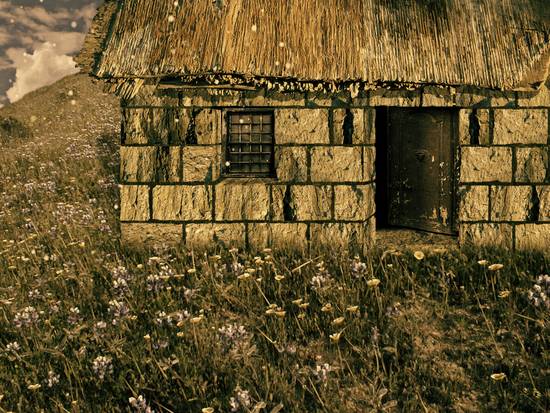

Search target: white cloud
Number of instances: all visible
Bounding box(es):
[6,42,79,103]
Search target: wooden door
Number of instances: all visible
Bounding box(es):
[387,108,456,234]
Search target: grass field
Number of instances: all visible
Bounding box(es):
[0,76,548,412]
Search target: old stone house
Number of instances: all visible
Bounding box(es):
[77,0,550,252]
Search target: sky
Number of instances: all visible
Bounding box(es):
[0,0,98,107]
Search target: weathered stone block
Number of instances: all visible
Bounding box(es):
[333,108,376,144]
[422,86,455,107]
[311,147,363,182]
[458,109,490,145]
[459,223,513,249]
[124,85,179,107]
[122,108,189,145]
[369,88,421,107]
[272,185,332,221]
[334,185,374,220]
[180,89,214,107]
[454,87,491,107]
[275,109,329,144]
[458,185,489,221]
[153,185,212,221]
[490,91,518,108]
[490,186,532,221]
[256,90,306,107]
[306,90,351,108]
[185,223,245,249]
[515,224,550,251]
[274,147,307,182]
[515,147,548,183]
[363,146,376,181]
[248,223,308,250]
[310,222,373,253]
[517,83,550,107]
[121,146,181,183]
[537,186,550,221]
[460,147,512,183]
[183,146,220,182]
[493,109,548,144]
[195,109,222,144]
[121,223,182,245]
[215,182,270,220]
[120,185,150,221]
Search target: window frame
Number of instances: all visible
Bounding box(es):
[222,109,276,178]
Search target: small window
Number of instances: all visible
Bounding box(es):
[224,111,275,176]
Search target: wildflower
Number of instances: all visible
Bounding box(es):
[274,310,286,318]
[274,274,285,281]
[218,323,252,354]
[190,316,203,324]
[92,356,113,381]
[299,302,309,309]
[528,275,550,309]
[498,290,511,299]
[187,268,196,274]
[346,305,359,313]
[108,300,130,325]
[144,334,151,341]
[237,272,251,281]
[297,313,306,319]
[14,306,40,328]
[46,370,60,388]
[350,256,367,278]
[28,384,41,391]
[202,408,215,413]
[312,362,334,385]
[329,332,342,343]
[129,395,155,413]
[310,262,333,290]
[6,341,20,352]
[231,262,245,277]
[229,387,252,412]
[68,307,82,325]
[413,251,425,260]
[154,311,173,327]
[292,298,303,305]
[321,303,332,312]
[367,278,381,288]
[477,260,488,266]
[490,372,506,381]
[488,264,504,271]
[331,317,345,326]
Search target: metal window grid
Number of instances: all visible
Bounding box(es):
[225,111,275,176]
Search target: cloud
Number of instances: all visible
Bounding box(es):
[6,42,79,103]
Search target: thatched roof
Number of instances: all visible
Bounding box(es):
[77,0,550,91]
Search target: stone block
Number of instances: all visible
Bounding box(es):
[363,146,376,181]
[332,108,376,144]
[183,146,220,182]
[248,223,308,251]
[311,147,363,182]
[459,223,513,249]
[310,222,374,253]
[215,182,270,220]
[369,88,421,107]
[490,186,532,221]
[180,89,214,107]
[153,185,212,221]
[537,186,550,221]
[121,223,182,246]
[454,87,491,107]
[490,91,518,108]
[458,109,490,145]
[185,223,245,249]
[195,109,222,144]
[275,109,329,144]
[272,185,332,221]
[422,86,455,107]
[124,85,179,107]
[122,108,189,145]
[460,147,512,183]
[121,146,181,183]
[255,90,306,107]
[274,146,307,182]
[493,109,547,144]
[517,83,550,107]
[306,90,351,108]
[458,185,489,221]
[515,224,550,251]
[334,185,374,220]
[515,147,548,183]
[120,185,150,221]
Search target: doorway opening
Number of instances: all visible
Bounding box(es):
[375,107,458,236]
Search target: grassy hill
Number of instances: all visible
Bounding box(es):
[0,75,548,413]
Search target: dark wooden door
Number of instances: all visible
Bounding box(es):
[387,108,456,234]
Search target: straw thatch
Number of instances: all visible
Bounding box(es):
[77,0,550,91]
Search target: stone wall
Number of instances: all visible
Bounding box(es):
[119,81,550,252]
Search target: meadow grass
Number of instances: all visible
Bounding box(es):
[0,121,548,413]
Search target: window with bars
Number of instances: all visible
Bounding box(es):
[224,111,275,176]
